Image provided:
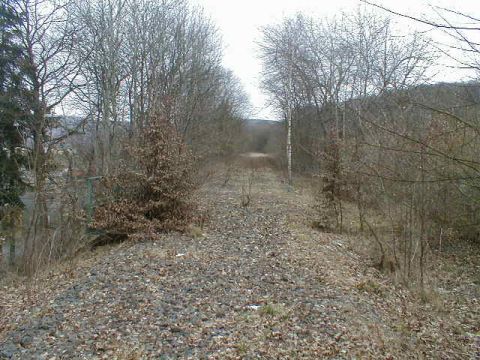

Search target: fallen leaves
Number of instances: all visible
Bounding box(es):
[0,166,477,359]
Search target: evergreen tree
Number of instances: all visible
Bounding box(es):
[0,0,28,210]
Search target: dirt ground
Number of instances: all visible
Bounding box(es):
[0,163,478,359]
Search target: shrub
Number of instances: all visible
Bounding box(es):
[313,133,344,231]
[93,115,196,238]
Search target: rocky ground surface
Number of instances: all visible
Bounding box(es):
[0,164,479,359]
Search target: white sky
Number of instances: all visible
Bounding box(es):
[191,0,480,120]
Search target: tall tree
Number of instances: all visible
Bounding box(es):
[0,0,30,266]
[10,0,81,270]
[0,0,28,209]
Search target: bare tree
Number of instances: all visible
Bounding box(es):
[72,0,128,176]
[12,0,83,270]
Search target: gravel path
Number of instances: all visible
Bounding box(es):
[0,166,477,359]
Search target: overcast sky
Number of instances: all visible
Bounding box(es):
[191,0,480,120]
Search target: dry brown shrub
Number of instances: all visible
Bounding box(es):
[93,115,196,239]
[312,133,344,231]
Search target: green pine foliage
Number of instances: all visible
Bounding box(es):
[0,1,29,209]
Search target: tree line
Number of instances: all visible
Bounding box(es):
[259,8,480,287]
[0,0,247,273]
